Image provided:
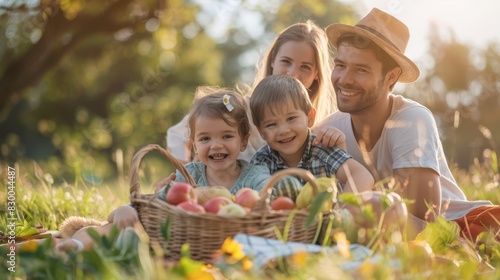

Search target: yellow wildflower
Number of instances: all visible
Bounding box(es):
[334,232,351,259]
[19,240,40,252]
[290,250,308,265]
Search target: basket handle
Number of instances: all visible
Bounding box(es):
[129,144,196,196]
[258,168,319,200]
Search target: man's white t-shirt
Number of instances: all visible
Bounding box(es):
[321,94,491,220]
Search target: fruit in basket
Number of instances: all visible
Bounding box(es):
[204,196,233,214]
[271,176,303,201]
[270,196,296,210]
[177,200,206,213]
[343,191,407,230]
[195,186,233,205]
[217,203,247,216]
[166,182,197,205]
[296,176,337,211]
[235,188,260,209]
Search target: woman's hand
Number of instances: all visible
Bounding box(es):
[108,205,139,229]
[312,125,346,150]
[155,173,176,192]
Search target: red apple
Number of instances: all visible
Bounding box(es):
[270,196,296,211]
[203,196,233,214]
[166,182,197,205]
[177,200,206,213]
[235,188,260,209]
[217,203,247,217]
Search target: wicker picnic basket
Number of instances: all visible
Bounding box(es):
[129,144,324,263]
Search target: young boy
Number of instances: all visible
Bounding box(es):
[249,75,374,195]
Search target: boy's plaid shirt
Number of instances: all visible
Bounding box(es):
[250,131,351,191]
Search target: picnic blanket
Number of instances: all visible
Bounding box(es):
[233,233,390,270]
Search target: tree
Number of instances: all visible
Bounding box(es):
[1,0,168,117]
[0,0,224,180]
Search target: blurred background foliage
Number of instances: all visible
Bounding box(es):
[0,0,499,185]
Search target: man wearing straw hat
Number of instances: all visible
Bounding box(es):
[319,8,499,240]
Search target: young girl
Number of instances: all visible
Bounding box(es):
[167,20,342,164]
[56,87,270,252]
[172,86,270,193]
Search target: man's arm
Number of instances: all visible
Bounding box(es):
[336,158,374,193]
[393,167,442,222]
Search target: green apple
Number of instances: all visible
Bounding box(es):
[217,203,247,217]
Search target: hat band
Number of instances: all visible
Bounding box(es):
[355,24,401,52]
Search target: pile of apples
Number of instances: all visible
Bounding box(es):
[164,182,298,216]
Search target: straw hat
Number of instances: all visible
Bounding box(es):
[326,8,420,83]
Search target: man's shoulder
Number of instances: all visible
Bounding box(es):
[322,110,350,124]
[392,95,435,122]
[317,111,351,133]
[393,95,432,113]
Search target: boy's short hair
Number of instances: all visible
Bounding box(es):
[250,75,313,128]
[188,86,250,141]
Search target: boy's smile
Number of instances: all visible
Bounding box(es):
[258,103,315,167]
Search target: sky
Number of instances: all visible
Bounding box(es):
[355,0,500,61]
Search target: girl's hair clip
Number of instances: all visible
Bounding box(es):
[223,94,234,112]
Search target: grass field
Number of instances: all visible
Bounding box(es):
[0,153,499,279]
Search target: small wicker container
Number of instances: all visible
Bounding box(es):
[129,144,323,263]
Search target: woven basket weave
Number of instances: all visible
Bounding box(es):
[129,144,323,263]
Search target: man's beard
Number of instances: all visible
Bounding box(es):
[336,78,385,114]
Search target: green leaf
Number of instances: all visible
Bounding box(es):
[360,204,376,224]
[16,226,39,237]
[380,193,393,210]
[171,244,207,276]
[415,216,460,254]
[160,217,172,243]
[491,151,498,173]
[337,192,359,206]
[180,243,191,259]
[306,191,331,227]
[283,209,299,241]
[179,257,206,277]
[459,259,477,280]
